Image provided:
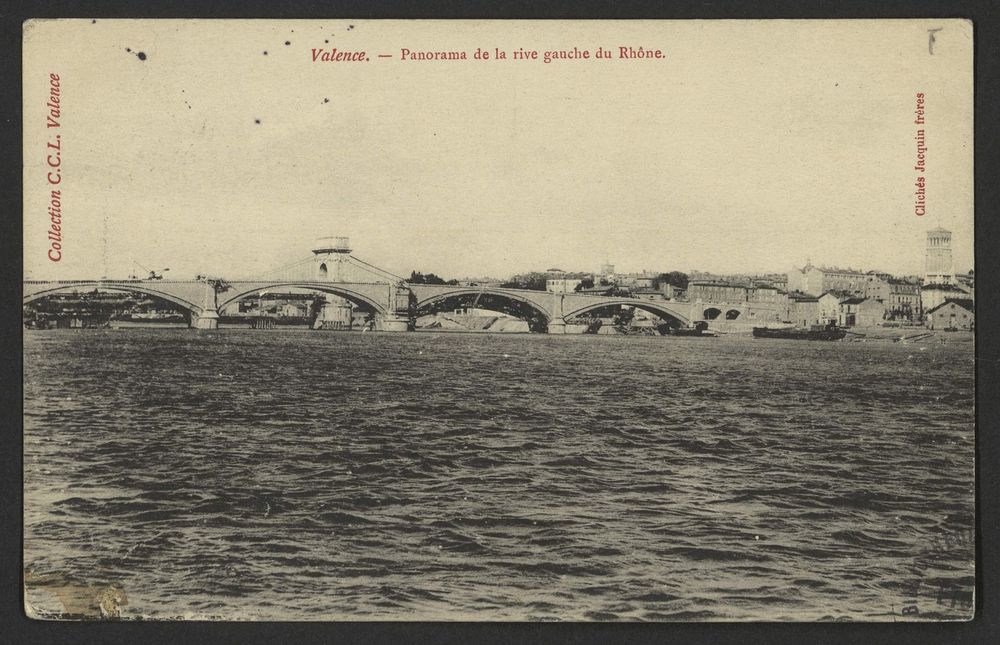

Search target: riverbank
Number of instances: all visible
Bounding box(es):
[841,327,973,345]
[708,324,972,345]
[44,320,976,345]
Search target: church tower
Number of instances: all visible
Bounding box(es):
[924,227,955,285]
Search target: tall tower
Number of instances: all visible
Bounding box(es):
[312,236,352,281]
[924,227,955,285]
[311,236,355,329]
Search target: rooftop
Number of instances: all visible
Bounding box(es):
[921,283,967,292]
[689,279,751,288]
[927,298,974,314]
[816,266,865,275]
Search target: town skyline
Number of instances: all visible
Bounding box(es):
[22,230,974,284]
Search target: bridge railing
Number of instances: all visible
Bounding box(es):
[24,279,189,284]
[224,280,397,285]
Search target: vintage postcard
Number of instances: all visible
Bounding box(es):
[22,19,974,621]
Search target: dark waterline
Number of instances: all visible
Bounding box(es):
[23,329,975,620]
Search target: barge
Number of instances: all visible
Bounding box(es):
[752,324,847,341]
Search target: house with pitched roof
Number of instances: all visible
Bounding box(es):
[925,299,974,331]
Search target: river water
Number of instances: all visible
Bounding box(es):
[22,329,975,621]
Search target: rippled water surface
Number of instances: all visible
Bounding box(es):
[23,330,976,621]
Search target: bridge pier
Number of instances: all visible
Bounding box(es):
[547,318,567,334]
[193,309,220,330]
[377,314,410,332]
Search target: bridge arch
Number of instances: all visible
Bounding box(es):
[563,300,690,327]
[414,288,553,321]
[725,308,742,320]
[413,288,555,332]
[703,307,722,320]
[23,283,203,316]
[216,283,389,315]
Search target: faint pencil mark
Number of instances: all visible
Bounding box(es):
[928,28,943,55]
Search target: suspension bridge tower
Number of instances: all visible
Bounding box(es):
[312,236,353,281]
[310,236,354,329]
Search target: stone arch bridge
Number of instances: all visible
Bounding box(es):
[24,251,780,332]
[23,278,706,332]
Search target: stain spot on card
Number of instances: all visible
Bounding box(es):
[254,118,261,124]
[285,41,291,46]
[24,571,129,619]
[263,50,268,56]
[323,98,329,103]
[927,27,943,55]
[136,52,147,61]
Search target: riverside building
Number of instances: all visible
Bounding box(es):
[786,263,868,297]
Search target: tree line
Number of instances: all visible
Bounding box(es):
[411,269,689,292]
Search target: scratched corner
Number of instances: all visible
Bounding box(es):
[21,18,39,39]
[23,586,64,621]
[951,589,977,622]
[21,18,60,38]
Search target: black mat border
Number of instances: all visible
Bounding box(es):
[2,2,997,644]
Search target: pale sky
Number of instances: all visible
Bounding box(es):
[23,19,973,281]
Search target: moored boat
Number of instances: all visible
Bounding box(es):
[752,324,847,341]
